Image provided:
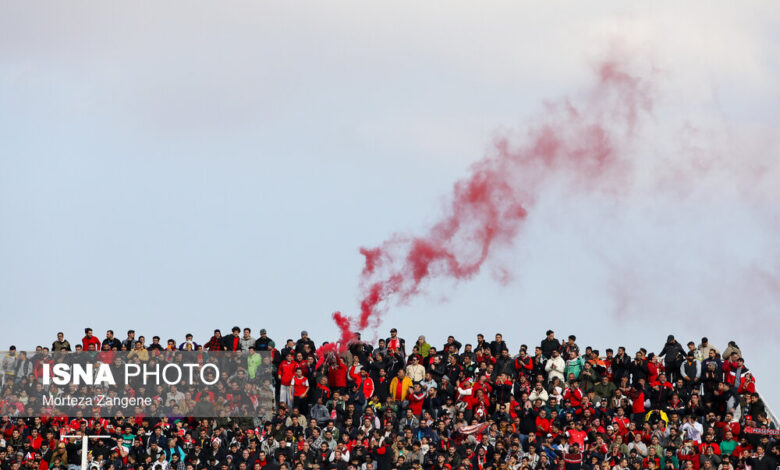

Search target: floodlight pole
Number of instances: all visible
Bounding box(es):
[61,435,112,470]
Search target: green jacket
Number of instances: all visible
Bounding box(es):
[660,455,678,469]
[593,381,617,401]
[565,356,585,379]
[247,352,262,379]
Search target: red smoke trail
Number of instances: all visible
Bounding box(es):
[317,58,652,359]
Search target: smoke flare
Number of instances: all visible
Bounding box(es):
[317,58,652,359]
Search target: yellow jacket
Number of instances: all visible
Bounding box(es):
[389,376,413,401]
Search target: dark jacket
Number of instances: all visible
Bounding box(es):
[540,338,561,359]
[102,338,122,350]
[749,454,777,470]
[222,334,241,351]
[659,341,685,366]
[612,354,631,381]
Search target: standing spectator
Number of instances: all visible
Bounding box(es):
[630,352,649,385]
[358,369,374,400]
[292,367,310,414]
[296,331,316,354]
[326,355,348,392]
[540,330,561,359]
[2,346,17,384]
[179,334,199,350]
[278,353,298,407]
[748,445,776,470]
[386,329,406,357]
[204,329,224,351]
[148,336,164,351]
[102,330,122,350]
[612,347,631,382]
[660,337,686,382]
[81,328,101,351]
[702,349,723,372]
[514,348,533,378]
[240,328,255,352]
[222,327,242,352]
[562,335,580,359]
[680,352,701,392]
[490,333,507,357]
[254,329,275,351]
[121,330,136,350]
[721,341,741,360]
[414,336,431,358]
[51,332,71,352]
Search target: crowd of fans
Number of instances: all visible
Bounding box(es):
[0,327,776,470]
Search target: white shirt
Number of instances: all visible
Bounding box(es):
[681,421,704,443]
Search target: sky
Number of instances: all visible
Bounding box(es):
[1,2,779,408]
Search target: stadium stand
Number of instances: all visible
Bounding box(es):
[0,327,776,470]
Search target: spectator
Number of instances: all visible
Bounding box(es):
[659,335,685,382]
[204,329,224,350]
[178,333,199,350]
[222,326,242,351]
[565,350,585,380]
[722,341,742,360]
[386,328,405,357]
[414,336,431,359]
[541,330,561,359]
[0,326,773,470]
[240,328,256,352]
[562,335,580,359]
[147,335,164,351]
[81,328,101,351]
[102,330,122,351]
[545,349,565,382]
[405,356,425,384]
[121,330,135,350]
[254,329,275,351]
[296,331,316,355]
[51,332,71,352]
[389,369,413,403]
[490,334,507,357]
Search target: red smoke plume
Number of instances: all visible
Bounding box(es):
[317,58,652,360]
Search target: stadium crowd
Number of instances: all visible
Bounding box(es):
[0,327,776,470]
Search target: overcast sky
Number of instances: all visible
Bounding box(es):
[1,2,779,408]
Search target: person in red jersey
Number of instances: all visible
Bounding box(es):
[81,328,100,351]
[278,352,298,408]
[358,369,374,400]
[292,367,310,414]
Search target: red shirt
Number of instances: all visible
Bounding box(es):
[567,429,587,448]
[292,376,309,397]
[360,377,375,399]
[387,338,401,354]
[536,416,551,434]
[279,361,298,386]
[328,359,348,388]
[82,336,101,351]
[409,391,425,416]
